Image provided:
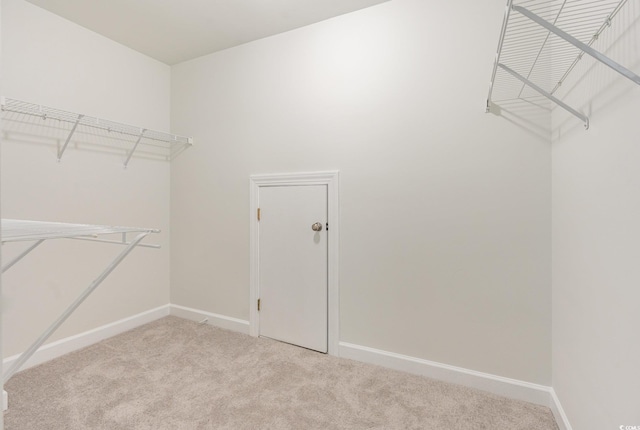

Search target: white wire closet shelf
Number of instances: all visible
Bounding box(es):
[1,97,193,166]
[487,0,640,129]
[1,219,160,385]
[1,219,158,243]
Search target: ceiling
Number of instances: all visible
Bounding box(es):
[25,0,389,65]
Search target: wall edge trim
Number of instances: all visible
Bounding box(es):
[339,341,553,407]
[3,304,170,375]
[2,303,565,429]
[169,304,250,334]
[549,388,572,430]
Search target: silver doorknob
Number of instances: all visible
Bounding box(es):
[312,222,323,232]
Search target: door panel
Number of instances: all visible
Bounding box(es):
[259,185,328,353]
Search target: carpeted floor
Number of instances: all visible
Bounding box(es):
[4,316,558,429]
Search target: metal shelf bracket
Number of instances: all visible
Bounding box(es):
[1,240,45,273]
[2,231,152,383]
[486,0,514,114]
[58,114,84,161]
[0,219,161,384]
[124,128,146,168]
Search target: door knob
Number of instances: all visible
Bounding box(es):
[311,222,323,232]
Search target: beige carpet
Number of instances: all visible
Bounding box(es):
[4,316,558,429]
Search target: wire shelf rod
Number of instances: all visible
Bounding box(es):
[556,16,615,27]
[559,3,623,15]
[68,236,161,249]
[550,0,630,93]
[513,4,640,86]
[0,219,160,243]
[559,4,622,14]
[487,0,514,112]
[7,111,189,146]
[517,0,568,98]
[1,97,193,165]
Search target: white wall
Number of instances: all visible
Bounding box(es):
[171,0,552,385]
[1,0,171,357]
[2,0,638,425]
[551,2,640,428]
[1,0,4,424]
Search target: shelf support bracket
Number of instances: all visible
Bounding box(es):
[123,129,146,168]
[512,5,640,87]
[58,114,84,162]
[487,0,514,112]
[498,63,589,129]
[1,240,45,274]
[2,232,151,384]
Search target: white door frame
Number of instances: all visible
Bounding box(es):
[249,171,339,356]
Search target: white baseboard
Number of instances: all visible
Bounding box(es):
[164,308,558,416]
[550,388,572,430]
[169,304,250,334]
[339,342,552,407]
[1,303,566,429]
[2,304,248,380]
[3,305,170,376]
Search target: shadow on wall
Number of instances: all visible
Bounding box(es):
[1,130,191,166]
[552,5,640,139]
[488,97,551,142]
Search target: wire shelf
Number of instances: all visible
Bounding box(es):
[1,97,193,166]
[1,218,160,384]
[1,219,159,243]
[487,0,639,129]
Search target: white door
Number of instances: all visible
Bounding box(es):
[259,185,328,353]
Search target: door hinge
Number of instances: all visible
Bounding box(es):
[257,298,261,311]
[257,208,261,221]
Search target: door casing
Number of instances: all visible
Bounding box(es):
[249,171,339,355]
